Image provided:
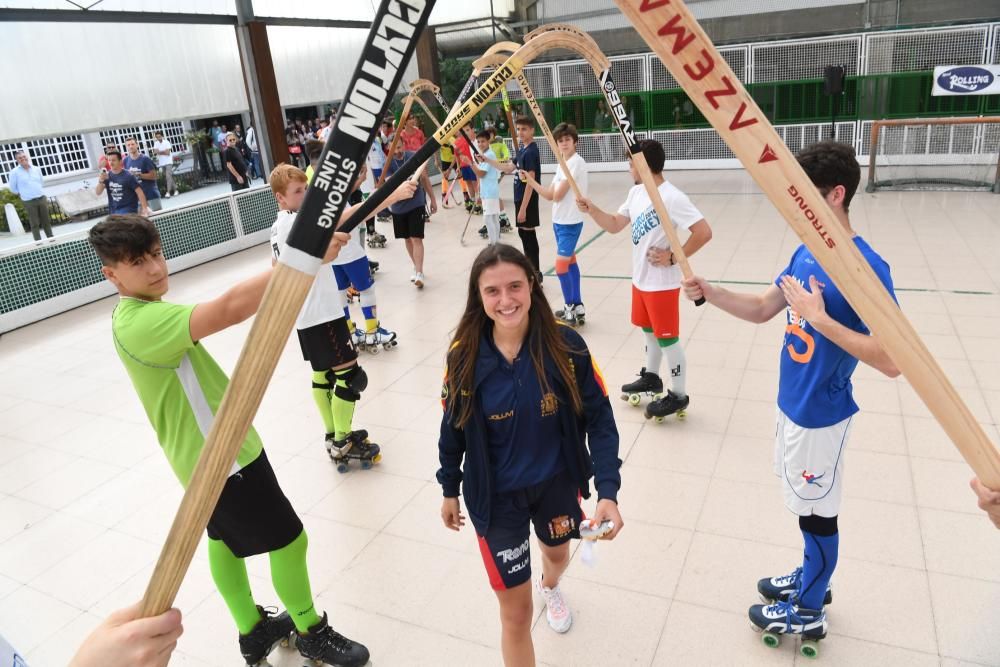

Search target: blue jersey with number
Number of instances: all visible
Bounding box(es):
[774,237,895,428]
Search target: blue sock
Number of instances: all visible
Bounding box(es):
[556,270,574,305]
[799,529,838,610]
[568,261,582,304]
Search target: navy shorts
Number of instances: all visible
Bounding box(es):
[476,470,584,591]
[460,166,478,182]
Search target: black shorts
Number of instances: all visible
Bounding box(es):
[297,318,358,372]
[392,207,426,239]
[207,450,303,558]
[441,160,453,173]
[476,470,584,591]
[514,196,540,230]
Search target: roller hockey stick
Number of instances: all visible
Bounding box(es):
[341,30,592,233]
[615,0,1000,486]
[137,0,435,618]
[475,51,584,201]
[523,23,706,305]
[377,86,419,187]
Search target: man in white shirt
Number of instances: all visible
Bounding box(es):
[519,123,590,325]
[577,139,713,420]
[6,151,53,242]
[152,132,177,198]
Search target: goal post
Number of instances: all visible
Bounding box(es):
[865,116,1000,194]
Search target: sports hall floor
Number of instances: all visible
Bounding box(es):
[1,170,999,666]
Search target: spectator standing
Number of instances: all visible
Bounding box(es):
[7,150,54,243]
[124,137,162,211]
[152,132,178,198]
[96,150,149,215]
[223,132,250,191]
[245,122,262,181]
[400,116,426,152]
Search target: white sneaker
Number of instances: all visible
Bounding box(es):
[164,192,171,199]
[410,270,417,283]
[414,272,424,289]
[535,577,572,633]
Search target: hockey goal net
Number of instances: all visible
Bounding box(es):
[865,116,1000,194]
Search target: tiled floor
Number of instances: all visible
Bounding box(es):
[1,170,999,666]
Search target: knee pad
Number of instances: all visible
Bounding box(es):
[331,364,368,403]
[799,514,838,536]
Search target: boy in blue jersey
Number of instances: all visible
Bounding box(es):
[682,141,901,643]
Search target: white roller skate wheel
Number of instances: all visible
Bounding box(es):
[627,394,641,407]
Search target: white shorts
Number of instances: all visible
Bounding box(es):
[773,409,853,517]
[482,198,500,215]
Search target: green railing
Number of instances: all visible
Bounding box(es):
[420,72,999,135]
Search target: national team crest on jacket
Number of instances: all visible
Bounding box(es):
[540,392,558,417]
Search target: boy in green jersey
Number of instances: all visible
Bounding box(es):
[88,215,370,667]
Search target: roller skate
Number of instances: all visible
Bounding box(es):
[478,225,489,239]
[620,368,663,407]
[368,259,379,274]
[350,328,366,351]
[363,326,398,354]
[366,231,387,249]
[473,202,483,215]
[749,600,827,659]
[239,606,294,666]
[375,210,391,224]
[294,612,370,667]
[555,303,578,326]
[758,567,833,606]
[644,390,689,423]
[499,212,512,233]
[464,197,474,212]
[346,286,360,303]
[329,429,382,473]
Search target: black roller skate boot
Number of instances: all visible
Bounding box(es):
[294,612,370,667]
[478,224,489,239]
[644,390,690,423]
[368,259,379,274]
[620,368,663,406]
[330,430,382,473]
[240,606,294,666]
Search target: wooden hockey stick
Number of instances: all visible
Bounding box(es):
[475,51,584,201]
[522,22,706,304]
[377,90,417,187]
[616,0,1000,486]
[137,0,435,617]
[341,30,591,232]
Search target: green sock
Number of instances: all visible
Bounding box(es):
[207,538,262,635]
[331,368,357,441]
[311,370,336,434]
[269,530,322,633]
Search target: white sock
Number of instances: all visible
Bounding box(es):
[663,341,687,397]
[643,330,662,376]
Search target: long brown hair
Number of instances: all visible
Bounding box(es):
[446,244,583,428]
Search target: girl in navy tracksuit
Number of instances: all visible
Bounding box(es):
[437,243,623,666]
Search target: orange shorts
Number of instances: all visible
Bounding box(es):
[631,285,680,339]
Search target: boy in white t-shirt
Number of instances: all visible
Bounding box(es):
[152,131,177,198]
[577,139,712,420]
[519,123,589,325]
[466,129,502,244]
[269,164,415,464]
